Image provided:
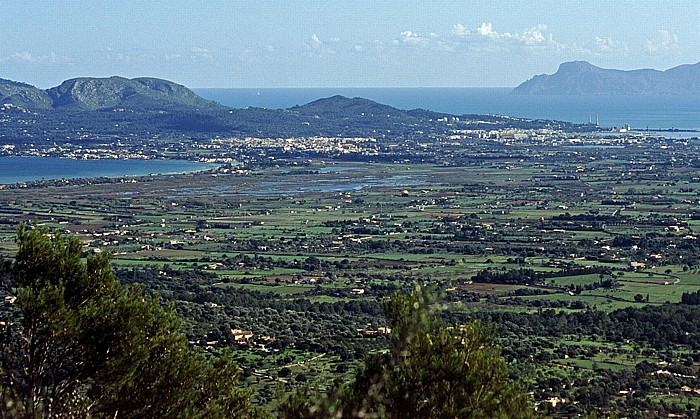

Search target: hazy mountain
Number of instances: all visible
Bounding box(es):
[0,75,590,144]
[292,95,411,119]
[513,61,700,95]
[46,76,221,110]
[0,76,223,111]
[0,78,52,109]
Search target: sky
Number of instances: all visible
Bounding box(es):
[2,1,699,88]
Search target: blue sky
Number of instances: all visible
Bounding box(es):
[3,1,698,88]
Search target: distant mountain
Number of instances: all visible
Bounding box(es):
[0,76,222,111]
[286,95,446,132]
[292,95,411,119]
[0,78,52,109]
[0,75,591,145]
[46,76,222,110]
[513,61,700,95]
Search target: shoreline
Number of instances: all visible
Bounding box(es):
[0,156,219,186]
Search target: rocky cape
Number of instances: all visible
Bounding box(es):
[513,61,700,95]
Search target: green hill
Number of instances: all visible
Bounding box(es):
[46,76,221,110]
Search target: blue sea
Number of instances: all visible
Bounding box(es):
[0,157,216,185]
[195,87,700,131]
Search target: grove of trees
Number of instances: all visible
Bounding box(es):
[278,287,531,418]
[0,224,259,418]
[0,224,532,418]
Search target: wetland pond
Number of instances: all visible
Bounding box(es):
[165,169,427,197]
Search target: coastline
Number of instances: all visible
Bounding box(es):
[195,87,700,131]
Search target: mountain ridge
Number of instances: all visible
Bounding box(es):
[0,78,53,109]
[0,76,223,111]
[513,61,700,95]
[0,75,588,144]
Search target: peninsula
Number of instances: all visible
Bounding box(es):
[513,61,700,95]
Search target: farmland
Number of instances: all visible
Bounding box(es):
[2,133,700,416]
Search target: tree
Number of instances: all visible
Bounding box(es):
[0,223,258,418]
[278,287,532,418]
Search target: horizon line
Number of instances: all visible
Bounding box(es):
[190,86,516,90]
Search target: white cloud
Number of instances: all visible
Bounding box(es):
[304,34,335,57]
[646,29,679,53]
[451,23,469,37]
[191,47,212,61]
[591,36,629,56]
[446,23,632,60]
[476,22,497,37]
[450,22,556,50]
[310,34,323,49]
[11,51,69,64]
[594,36,615,52]
[160,47,213,63]
[399,31,430,47]
[13,51,43,63]
[9,51,71,64]
[373,23,560,56]
[297,22,632,64]
[520,24,547,45]
[550,35,628,59]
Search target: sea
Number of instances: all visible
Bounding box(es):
[0,157,217,185]
[195,87,700,132]
[2,88,698,184]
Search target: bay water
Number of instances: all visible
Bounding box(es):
[0,157,216,185]
[195,87,700,131]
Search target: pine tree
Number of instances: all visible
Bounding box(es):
[279,287,532,418]
[0,223,258,418]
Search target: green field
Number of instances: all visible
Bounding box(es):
[3,146,700,416]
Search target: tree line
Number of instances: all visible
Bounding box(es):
[0,224,530,418]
